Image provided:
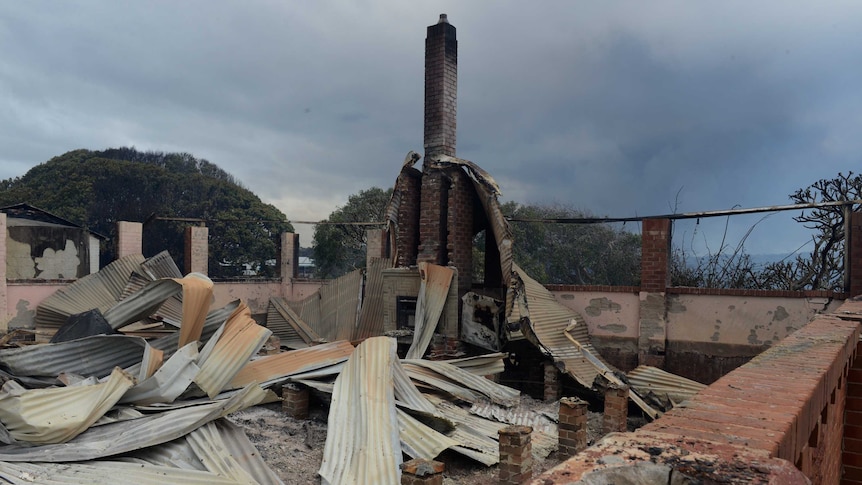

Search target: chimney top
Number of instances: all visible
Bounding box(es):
[438,13,448,24]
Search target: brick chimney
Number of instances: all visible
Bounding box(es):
[423,13,457,162]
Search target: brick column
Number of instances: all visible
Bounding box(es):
[498,425,532,484]
[424,14,457,160]
[280,232,299,299]
[282,383,309,419]
[0,213,6,325]
[558,397,588,458]
[639,218,670,367]
[603,384,629,434]
[394,168,422,267]
[184,226,208,275]
[417,171,448,265]
[116,221,142,259]
[849,212,862,297]
[366,228,387,269]
[543,361,560,402]
[400,458,444,485]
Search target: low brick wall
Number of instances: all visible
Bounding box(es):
[535,299,862,484]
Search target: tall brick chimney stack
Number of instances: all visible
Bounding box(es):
[423,13,457,164]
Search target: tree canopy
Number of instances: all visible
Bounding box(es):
[312,187,391,278]
[0,148,292,278]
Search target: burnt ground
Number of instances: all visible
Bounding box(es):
[229,394,644,484]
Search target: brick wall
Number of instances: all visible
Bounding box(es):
[850,212,862,297]
[640,218,670,292]
[844,339,862,483]
[446,168,473,297]
[424,14,457,160]
[394,167,422,267]
[536,299,862,484]
[0,213,6,323]
[418,171,448,265]
[184,225,208,275]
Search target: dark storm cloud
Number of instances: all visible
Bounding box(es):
[2,1,862,251]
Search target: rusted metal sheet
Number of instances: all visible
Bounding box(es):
[319,337,401,485]
[0,368,135,445]
[355,257,393,339]
[319,269,363,342]
[289,292,323,339]
[230,340,355,390]
[103,278,182,330]
[0,335,148,378]
[194,303,271,398]
[266,297,322,349]
[139,250,183,279]
[397,409,458,460]
[405,263,454,359]
[0,460,245,484]
[121,342,200,405]
[439,352,506,376]
[175,273,215,348]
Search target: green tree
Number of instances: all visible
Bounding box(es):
[0,148,292,278]
[312,187,391,278]
[503,202,642,285]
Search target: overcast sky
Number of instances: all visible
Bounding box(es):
[2,2,861,254]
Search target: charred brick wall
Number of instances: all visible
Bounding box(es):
[395,168,422,267]
[446,168,473,297]
[417,170,448,265]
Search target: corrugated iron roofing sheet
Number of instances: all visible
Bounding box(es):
[195,303,271,398]
[511,265,614,388]
[35,254,146,339]
[0,460,244,485]
[319,337,401,485]
[627,365,707,405]
[266,297,322,349]
[402,359,519,407]
[229,340,354,390]
[0,335,148,378]
[354,257,393,339]
[406,263,454,359]
[0,368,134,445]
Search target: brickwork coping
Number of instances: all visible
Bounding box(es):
[499,425,533,484]
[640,218,670,292]
[602,383,628,435]
[401,458,444,485]
[543,361,560,402]
[282,382,309,420]
[534,299,862,484]
[558,397,588,458]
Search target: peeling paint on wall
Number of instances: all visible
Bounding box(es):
[6,300,36,330]
[7,237,36,279]
[35,240,80,279]
[584,297,621,317]
[748,329,762,345]
[597,323,627,334]
[772,306,789,322]
[667,295,686,313]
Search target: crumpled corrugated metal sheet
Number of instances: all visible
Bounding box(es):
[103,278,182,330]
[229,340,354,390]
[354,258,393,339]
[194,302,271,398]
[175,273,215,348]
[0,460,245,485]
[406,263,454,359]
[0,335,148,378]
[0,367,134,445]
[319,337,402,485]
[397,408,458,460]
[627,365,706,405]
[120,342,200,405]
[402,359,519,407]
[509,265,613,389]
[266,297,322,349]
[35,254,147,339]
[440,353,506,376]
[0,384,269,462]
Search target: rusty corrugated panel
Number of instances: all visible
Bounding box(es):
[195,303,271,398]
[468,401,557,435]
[175,273,215,348]
[0,368,135,444]
[627,365,706,405]
[121,342,200,405]
[266,297,322,349]
[468,170,512,288]
[402,363,481,403]
[184,419,275,484]
[512,265,613,388]
[103,278,182,330]
[150,300,240,356]
[0,384,269,462]
[291,289,323,338]
[117,271,185,328]
[402,359,519,407]
[354,257,393,339]
[405,263,454,359]
[229,340,354,390]
[440,353,506,376]
[0,335,148,378]
[397,408,458,460]
[319,337,401,485]
[35,254,146,339]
